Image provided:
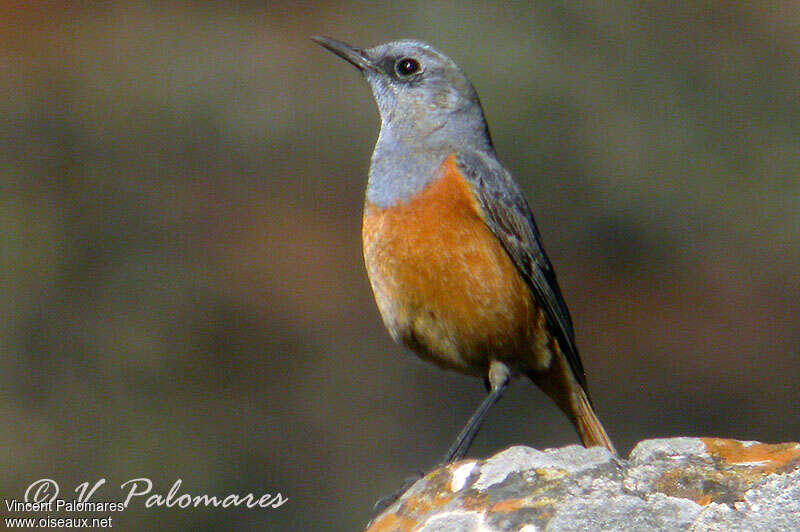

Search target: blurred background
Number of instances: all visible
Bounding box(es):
[2,1,799,530]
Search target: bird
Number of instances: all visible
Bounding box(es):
[312,36,616,468]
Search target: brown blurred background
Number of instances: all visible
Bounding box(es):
[2,2,799,530]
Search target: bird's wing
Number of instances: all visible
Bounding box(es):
[456,150,589,396]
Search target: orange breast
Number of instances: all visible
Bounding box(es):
[362,154,544,375]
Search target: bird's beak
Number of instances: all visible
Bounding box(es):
[312,36,376,72]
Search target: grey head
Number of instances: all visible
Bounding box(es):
[313,36,495,207]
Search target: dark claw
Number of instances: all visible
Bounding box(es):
[370,472,424,518]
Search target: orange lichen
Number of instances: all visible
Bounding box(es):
[702,438,800,473]
[695,494,713,506]
[490,498,527,513]
[365,512,418,532]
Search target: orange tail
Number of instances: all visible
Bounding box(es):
[527,351,616,455]
[572,386,616,455]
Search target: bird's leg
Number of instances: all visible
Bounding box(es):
[441,360,510,464]
[371,362,511,520]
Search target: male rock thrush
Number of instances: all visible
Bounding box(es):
[313,36,615,467]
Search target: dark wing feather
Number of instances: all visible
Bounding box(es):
[457,151,590,397]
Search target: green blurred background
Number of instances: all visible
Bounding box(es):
[2,2,799,530]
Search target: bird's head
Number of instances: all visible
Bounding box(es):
[314,36,491,150]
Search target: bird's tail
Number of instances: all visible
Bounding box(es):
[571,385,616,454]
[527,354,616,456]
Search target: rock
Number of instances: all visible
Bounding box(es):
[366,438,800,531]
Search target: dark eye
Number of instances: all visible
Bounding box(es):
[395,57,421,77]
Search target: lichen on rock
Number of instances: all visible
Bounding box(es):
[366,437,800,531]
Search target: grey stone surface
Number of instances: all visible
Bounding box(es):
[545,492,701,532]
[366,438,800,532]
[690,469,800,532]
